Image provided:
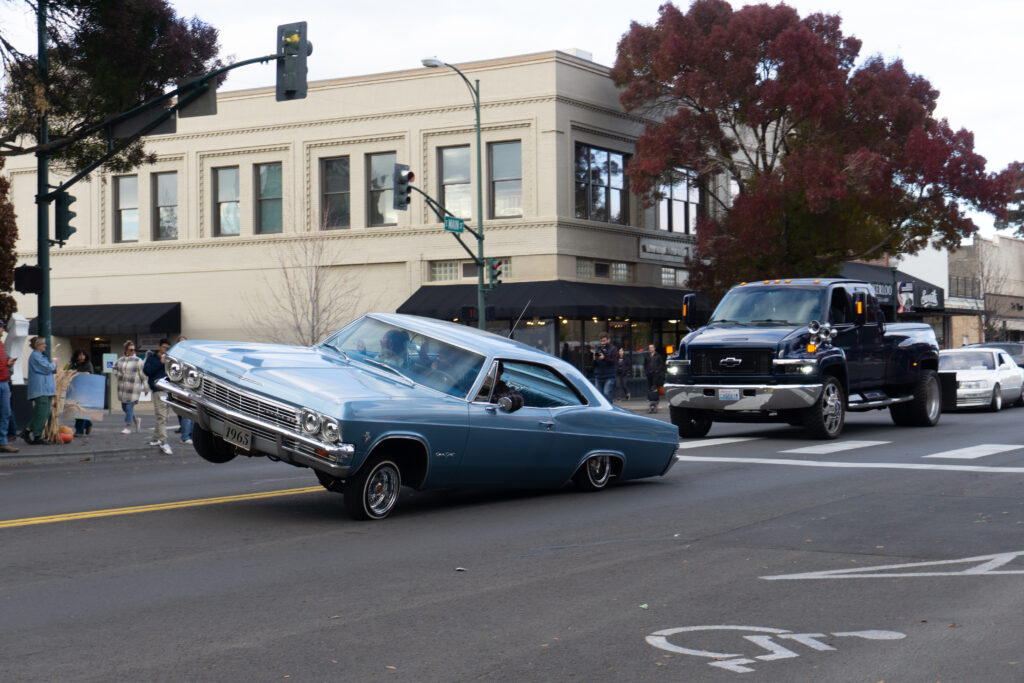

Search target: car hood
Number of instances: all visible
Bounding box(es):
[170,340,438,410]
[684,324,801,348]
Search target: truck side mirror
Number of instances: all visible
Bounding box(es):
[682,293,696,329]
[852,291,867,325]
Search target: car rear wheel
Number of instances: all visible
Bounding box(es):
[989,384,1002,412]
[670,406,713,439]
[192,425,237,463]
[890,369,941,427]
[803,376,845,439]
[344,457,401,521]
[573,454,612,491]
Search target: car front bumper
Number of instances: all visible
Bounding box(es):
[955,388,993,408]
[157,378,355,477]
[665,382,824,411]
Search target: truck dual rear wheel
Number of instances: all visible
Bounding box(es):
[803,376,845,439]
[889,369,941,426]
[670,406,713,439]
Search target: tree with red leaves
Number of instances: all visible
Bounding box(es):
[612,0,1021,299]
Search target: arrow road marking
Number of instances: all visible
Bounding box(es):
[762,551,1024,580]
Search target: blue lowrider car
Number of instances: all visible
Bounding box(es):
[158,313,679,520]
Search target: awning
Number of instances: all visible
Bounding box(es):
[397,280,694,320]
[29,302,181,336]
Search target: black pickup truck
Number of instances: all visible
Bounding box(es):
[665,278,943,439]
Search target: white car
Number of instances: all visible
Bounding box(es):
[939,348,1024,411]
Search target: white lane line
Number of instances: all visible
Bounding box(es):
[923,444,1023,459]
[781,440,890,455]
[675,454,1024,473]
[677,437,761,450]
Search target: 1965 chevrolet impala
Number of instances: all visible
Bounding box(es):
[158,313,679,520]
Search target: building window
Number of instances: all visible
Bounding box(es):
[661,266,688,287]
[490,141,522,218]
[659,169,702,234]
[431,260,460,281]
[151,172,177,240]
[462,262,479,279]
[321,156,350,229]
[574,142,627,224]
[367,152,397,226]
[255,163,282,234]
[114,175,138,242]
[213,166,240,236]
[949,275,980,299]
[440,146,471,220]
[578,258,632,282]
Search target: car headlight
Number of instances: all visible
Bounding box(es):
[321,419,341,443]
[184,365,202,389]
[165,357,184,382]
[958,380,988,390]
[301,408,322,435]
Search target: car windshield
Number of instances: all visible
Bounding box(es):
[322,317,486,398]
[939,352,995,371]
[709,287,824,325]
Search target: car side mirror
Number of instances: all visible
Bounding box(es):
[497,396,515,413]
[852,291,867,325]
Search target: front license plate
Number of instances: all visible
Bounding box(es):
[718,388,740,401]
[223,423,252,450]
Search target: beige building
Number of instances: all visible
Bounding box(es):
[8,50,709,379]
[948,234,1024,345]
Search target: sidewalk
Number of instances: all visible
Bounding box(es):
[0,402,192,465]
[1,398,669,465]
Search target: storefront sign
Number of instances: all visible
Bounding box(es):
[639,237,693,264]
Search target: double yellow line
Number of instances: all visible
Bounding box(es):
[0,486,322,529]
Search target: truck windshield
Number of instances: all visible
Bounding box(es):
[709,287,824,325]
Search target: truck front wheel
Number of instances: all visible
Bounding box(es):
[889,369,941,427]
[803,376,845,439]
[670,406,713,439]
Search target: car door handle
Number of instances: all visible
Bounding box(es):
[539,421,555,430]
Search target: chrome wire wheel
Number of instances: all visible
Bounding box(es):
[364,462,400,518]
[574,454,613,491]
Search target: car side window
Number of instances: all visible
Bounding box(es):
[497,360,586,408]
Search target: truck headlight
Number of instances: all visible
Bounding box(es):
[666,359,690,377]
[773,359,817,375]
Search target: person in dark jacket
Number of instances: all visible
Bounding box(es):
[615,347,632,401]
[592,333,618,402]
[67,349,95,436]
[644,344,666,413]
[143,339,173,455]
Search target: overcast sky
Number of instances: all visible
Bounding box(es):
[2,0,1020,233]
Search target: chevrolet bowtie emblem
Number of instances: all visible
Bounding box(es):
[719,357,743,367]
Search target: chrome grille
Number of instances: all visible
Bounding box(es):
[199,377,300,431]
[691,348,774,376]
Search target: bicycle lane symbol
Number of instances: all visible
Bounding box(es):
[646,625,905,673]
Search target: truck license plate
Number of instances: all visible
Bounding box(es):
[718,388,740,401]
[223,424,252,450]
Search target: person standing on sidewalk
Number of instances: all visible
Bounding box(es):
[24,336,56,444]
[592,333,618,403]
[615,347,632,401]
[143,339,173,455]
[113,340,146,435]
[67,349,95,436]
[175,335,193,446]
[644,344,666,414]
[0,321,17,453]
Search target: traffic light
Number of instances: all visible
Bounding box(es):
[487,258,503,286]
[14,264,44,295]
[393,163,415,210]
[54,190,77,243]
[276,22,313,101]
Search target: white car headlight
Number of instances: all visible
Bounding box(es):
[958,380,988,390]
[321,419,341,443]
[184,365,202,389]
[301,409,322,435]
[165,357,184,382]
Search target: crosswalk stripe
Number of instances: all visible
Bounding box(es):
[781,440,891,455]
[675,455,1024,474]
[677,437,761,450]
[923,444,1023,459]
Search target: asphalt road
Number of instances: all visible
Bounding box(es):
[2,405,1023,681]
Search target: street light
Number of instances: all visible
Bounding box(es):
[422,56,487,330]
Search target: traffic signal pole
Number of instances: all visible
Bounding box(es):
[36,0,51,357]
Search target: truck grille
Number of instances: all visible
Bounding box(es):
[691,348,774,376]
[199,377,300,432]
